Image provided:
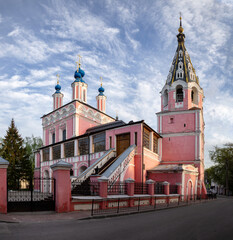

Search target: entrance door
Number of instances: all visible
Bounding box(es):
[116,133,130,156]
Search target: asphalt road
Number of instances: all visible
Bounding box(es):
[1,197,233,240]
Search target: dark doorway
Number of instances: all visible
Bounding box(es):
[116,133,130,156]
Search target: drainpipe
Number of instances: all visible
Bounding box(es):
[142,122,144,183]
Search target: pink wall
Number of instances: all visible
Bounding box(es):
[143,148,160,181]
[148,172,182,185]
[106,124,142,153]
[79,117,98,135]
[162,135,195,162]
[123,158,135,180]
[162,113,195,134]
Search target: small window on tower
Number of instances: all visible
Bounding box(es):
[134,132,138,146]
[62,129,66,141]
[52,133,55,144]
[83,90,86,102]
[170,117,174,124]
[109,136,112,149]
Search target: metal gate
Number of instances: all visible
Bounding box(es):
[7,178,55,212]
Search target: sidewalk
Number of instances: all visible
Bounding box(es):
[0,210,91,223]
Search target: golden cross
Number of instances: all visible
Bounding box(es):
[100,76,103,86]
[76,54,82,70]
[56,74,60,84]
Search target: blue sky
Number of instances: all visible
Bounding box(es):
[0,0,233,167]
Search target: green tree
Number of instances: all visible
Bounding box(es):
[24,135,43,172]
[208,143,233,194]
[0,119,32,189]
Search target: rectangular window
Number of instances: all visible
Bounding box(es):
[92,133,105,153]
[52,145,61,160]
[64,141,74,158]
[43,148,49,161]
[134,132,137,146]
[170,117,174,124]
[62,129,66,141]
[153,134,158,154]
[109,136,112,149]
[78,138,89,155]
[52,133,55,144]
[143,128,150,149]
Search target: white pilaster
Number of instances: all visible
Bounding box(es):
[74,139,78,156]
[49,147,53,161]
[61,143,64,158]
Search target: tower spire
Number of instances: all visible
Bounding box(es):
[53,73,64,110]
[96,76,106,113]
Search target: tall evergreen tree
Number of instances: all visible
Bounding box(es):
[0,119,32,189]
[24,135,43,174]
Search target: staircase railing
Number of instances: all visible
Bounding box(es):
[73,148,116,182]
[102,144,137,185]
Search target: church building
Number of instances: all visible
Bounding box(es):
[34,17,206,198]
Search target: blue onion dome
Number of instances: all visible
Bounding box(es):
[98,85,105,96]
[55,83,61,93]
[74,70,81,79]
[74,68,85,83]
[79,68,85,77]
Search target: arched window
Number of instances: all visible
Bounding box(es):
[79,166,87,176]
[70,169,74,176]
[191,87,198,105]
[163,90,168,106]
[176,85,183,102]
[83,89,86,102]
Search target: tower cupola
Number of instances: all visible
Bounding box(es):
[96,77,106,113]
[160,14,204,112]
[71,55,88,103]
[53,74,64,110]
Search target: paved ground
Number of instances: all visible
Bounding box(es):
[0,210,91,223]
[0,197,233,240]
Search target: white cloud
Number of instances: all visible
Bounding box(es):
[0,27,51,63]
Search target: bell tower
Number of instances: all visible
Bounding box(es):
[52,74,64,110]
[157,15,206,195]
[96,77,107,113]
[71,55,88,103]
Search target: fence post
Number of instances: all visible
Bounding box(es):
[138,197,140,212]
[163,181,170,206]
[0,158,9,214]
[50,160,73,213]
[125,178,135,207]
[91,199,94,216]
[146,179,155,206]
[176,183,182,205]
[117,198,120,213]
[98,176,108,210]
[98,176,108,198]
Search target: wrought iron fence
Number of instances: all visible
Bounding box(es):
[7,177,55,212]
[91,194,216,216]
[107,182,127,195]
[71,180,100,196]
[155,183,164,194]
[134,182,148,194]
[169,185,178,194]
